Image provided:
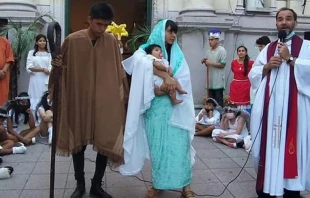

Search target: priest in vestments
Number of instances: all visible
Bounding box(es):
[249,8,310,198]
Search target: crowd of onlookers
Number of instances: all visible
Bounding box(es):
[0,35,53,179]
[195,31,271,150]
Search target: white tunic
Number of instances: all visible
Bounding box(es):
[146,54,169,87]
[26,50,52,111]
[195,109,220,128]
[212,116,249,143]
[249,39,310,195]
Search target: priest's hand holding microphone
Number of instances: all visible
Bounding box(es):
[263,30,292,76]
[277,30,293,63]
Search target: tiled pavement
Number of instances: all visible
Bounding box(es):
[1,136,310,198]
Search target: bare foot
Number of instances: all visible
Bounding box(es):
[213,137,221,143]
[22,138,32,146]
[227,142,237,148]
[177,89,187,94]
[172,99,183,105]
[145,187,162,198]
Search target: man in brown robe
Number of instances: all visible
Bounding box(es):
[49,3,128,198]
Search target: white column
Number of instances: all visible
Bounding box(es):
[0,0,37,18]
[182,0,214,10]
[180,0,215,16]
[270,0,277,12]
[0,0,36,11]
[288,0,303,14]
[235,0,245,13]
[50,0,66,40]
[304,0,310,15]
[276,0,287,9]
[152,0,168,24]
[214,0,235,12]
[0,0,35,4]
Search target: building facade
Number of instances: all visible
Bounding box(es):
[0,0,309,106]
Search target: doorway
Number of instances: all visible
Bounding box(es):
[65,0,151,55]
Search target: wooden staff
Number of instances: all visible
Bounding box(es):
[202,58,210,98]
[47,21,61,198]
[206,63,210,98]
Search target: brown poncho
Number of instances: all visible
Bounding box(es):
[49,29,129,164]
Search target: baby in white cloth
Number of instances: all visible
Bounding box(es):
[145,44,187,104]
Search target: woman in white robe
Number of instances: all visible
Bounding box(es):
[26,34,52,115]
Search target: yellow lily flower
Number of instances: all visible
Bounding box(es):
[106,22,128,40]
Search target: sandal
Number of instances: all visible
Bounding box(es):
[145,187,162,198]
[182,190,195,198]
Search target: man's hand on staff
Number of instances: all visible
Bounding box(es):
[51,55,62,67]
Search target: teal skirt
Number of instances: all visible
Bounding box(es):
[145,95,192,189]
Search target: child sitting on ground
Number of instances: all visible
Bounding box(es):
[212,103,249,148]
[6,92,40,145]
[0,107,27,156]
[145,44,187,104]
[35,91,53,145]
[195,98,221,136]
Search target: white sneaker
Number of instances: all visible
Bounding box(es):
[12,146,26,154]
[48,134,52,145]
[0,168,10,179]
[48,128,53,145]
[32,137,36,144]
[243,135,252,153]
[14,142,24,147]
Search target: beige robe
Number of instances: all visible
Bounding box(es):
[49,29,129,164]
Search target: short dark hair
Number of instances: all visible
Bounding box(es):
[33,34,48,56]
[90,3,114,20]
[203,98,217,107]
[145,44,162,54]
[165,20,178,33]
[276,7,297,21]
[256,36,271,45]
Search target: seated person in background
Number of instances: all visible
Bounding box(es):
[6,92,40,145]
[35,91,53,144]
[145,44,187,105]
[212,103,249,148]
[0,107,27,156]
[195,98,220,136]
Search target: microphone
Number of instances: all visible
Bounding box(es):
[278,30,287,42]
